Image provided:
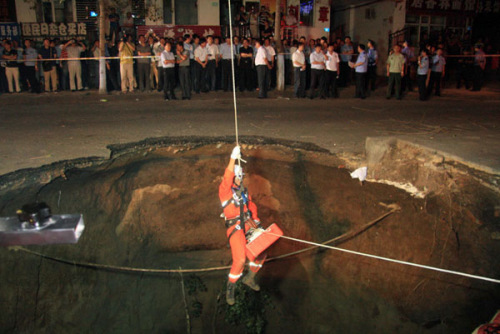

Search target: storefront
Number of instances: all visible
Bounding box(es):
[405,0,478,47]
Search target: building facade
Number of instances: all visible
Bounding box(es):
[332,0,500,74]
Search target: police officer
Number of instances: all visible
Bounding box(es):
[428,48,446,97]
[417,48,430,101]
[351,44,368,99]
[366,40,378,92]
[472,44,486,91]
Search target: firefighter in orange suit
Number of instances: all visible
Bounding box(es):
[219,146,266,305]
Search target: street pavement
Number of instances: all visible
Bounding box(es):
[0,83,499,176]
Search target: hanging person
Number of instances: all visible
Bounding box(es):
[219,146,266,305]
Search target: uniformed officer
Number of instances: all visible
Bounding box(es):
[428,48,446,97]
[417,48,430,101]
[366,40,378,92]
[472,44,486,91]
[351,44,368,99]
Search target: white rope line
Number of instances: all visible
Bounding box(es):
[11,53,500,64]
[8,55,158,62]
[227,0,239,148]
[263,231,500,284]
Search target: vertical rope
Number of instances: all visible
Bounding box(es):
[227,0,239,149]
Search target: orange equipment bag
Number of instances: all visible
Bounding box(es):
[245,223,283,259]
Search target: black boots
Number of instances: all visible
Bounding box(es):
[242,271,260,291]
[227,272,261,305]
[226,281,236,305]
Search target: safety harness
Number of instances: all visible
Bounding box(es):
[222,185,251,241]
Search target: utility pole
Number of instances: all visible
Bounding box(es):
[98,0,107,94]
[274,0,284,91]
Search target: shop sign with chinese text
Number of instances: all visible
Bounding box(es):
[21,22,87,41]
[407,0,479,14]
[136,25,221,40]
[0,23,20,42]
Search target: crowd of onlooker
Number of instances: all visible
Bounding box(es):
[0,26,496,101]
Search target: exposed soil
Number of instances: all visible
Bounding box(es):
[0,141,499,333]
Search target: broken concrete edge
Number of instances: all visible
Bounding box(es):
[0,157,105,195]
[365,136,500,195]
[397,139,499,176]
[106,135,330,159]
[0,136,330,195]
[366,136,500,174]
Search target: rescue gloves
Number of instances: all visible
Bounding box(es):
[231,146,241,160]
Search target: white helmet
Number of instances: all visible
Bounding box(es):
[234,165,244,180]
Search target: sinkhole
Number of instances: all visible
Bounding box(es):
[0,137,499,334]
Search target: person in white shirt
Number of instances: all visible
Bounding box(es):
[325,43,340,98]
[292,42,306,98]
[309,44,327,99]
[193,38,208,93]
[219,37,236,92]
[254,39,271,98]
[153,37,166,92]
[206,36,219,91]
[263,38,275,90]
[161,41,176,101]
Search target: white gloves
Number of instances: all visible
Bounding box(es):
[231,146,241,160]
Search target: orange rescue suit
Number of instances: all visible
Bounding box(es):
[219,167,266,283]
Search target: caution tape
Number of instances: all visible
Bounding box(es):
[7,53,500,64]
[6,55,160,63]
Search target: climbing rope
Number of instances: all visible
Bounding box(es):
[13,208,396,274]
[265,232,500,284]
[227,0,239,148]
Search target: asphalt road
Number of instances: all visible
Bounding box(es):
[1,83,499,176]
